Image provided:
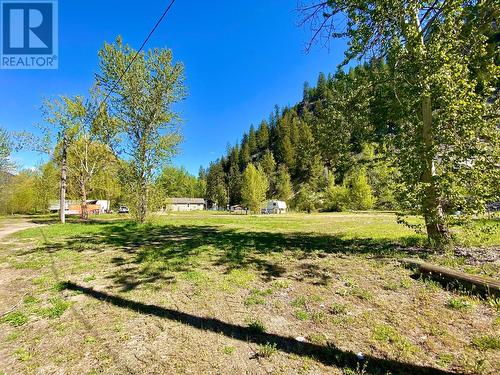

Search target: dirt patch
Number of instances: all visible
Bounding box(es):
[0,219,44,242]
[454,247,500,265]
[0,214,498,375]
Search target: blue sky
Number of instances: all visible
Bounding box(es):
[0,0,347,175]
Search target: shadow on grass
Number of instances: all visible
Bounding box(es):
[36,221,428,291]
[64,281,458,375]
[28,217,123,225]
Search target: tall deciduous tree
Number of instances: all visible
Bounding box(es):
[0,127,12,175]
[300,0,500,248]
[42,96,86,224]
[241,163,269,213]
[67,135,116,219]
[96,37,186,223]
[36,161,60,212]
[156,166,203,200]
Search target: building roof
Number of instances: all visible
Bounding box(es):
[169,198,205,204]
[268,200,287,209]
[48,200,109,211]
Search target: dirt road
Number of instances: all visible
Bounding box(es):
[0,218,43,242]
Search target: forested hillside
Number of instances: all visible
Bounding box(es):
[204,61,401,211]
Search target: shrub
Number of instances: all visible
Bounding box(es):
[346,168,375,210]
[325,184,350,212]
[293,183,321,213]
[257,342,277,358]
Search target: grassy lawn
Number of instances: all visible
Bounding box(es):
[0,212,498,374]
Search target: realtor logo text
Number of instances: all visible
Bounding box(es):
[1,0,58,69]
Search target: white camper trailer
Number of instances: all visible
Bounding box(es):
[262,200,287,214]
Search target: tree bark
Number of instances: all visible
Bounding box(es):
[137,135,148,223]
[414,10,450,250]
[59,134,68,224]
[139,179,147,223]
[80,177,88,220]
[421,95,449,249]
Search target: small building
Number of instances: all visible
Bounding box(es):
[263,200,287,214]
[230,205,247,214]
[163,198,205,212]
[48,200,110,215]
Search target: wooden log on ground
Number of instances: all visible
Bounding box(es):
[401,258,500,297]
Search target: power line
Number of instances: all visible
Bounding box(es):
[89,0,178,122]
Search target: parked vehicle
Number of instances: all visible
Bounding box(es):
[118,205,129,214]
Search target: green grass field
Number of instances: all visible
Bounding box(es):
[0,212,498,374]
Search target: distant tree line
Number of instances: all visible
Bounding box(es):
[204,62,400,213]
[0,37,186,223]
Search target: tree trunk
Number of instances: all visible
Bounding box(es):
[59,135,68,224]
[80,178,88,220]
[413,11,449,250]
[139,180,147,223]
[137,137,149,223]
[421,95,450,249]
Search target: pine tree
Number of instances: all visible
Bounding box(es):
[198,166,207,181]
[295,122,317,181]
[259,150,277,197]
[228,146,242,205]
[248,125,257,155]
[259,150,276,177]
[256,120,270,150]
[316,72,327,98]
[275,165,293,202]
[239,136,250,170]
[206,162,228,209]
[303,81,311,102]
[308,155,326,192]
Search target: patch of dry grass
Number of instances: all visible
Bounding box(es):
[0,212,498,374]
